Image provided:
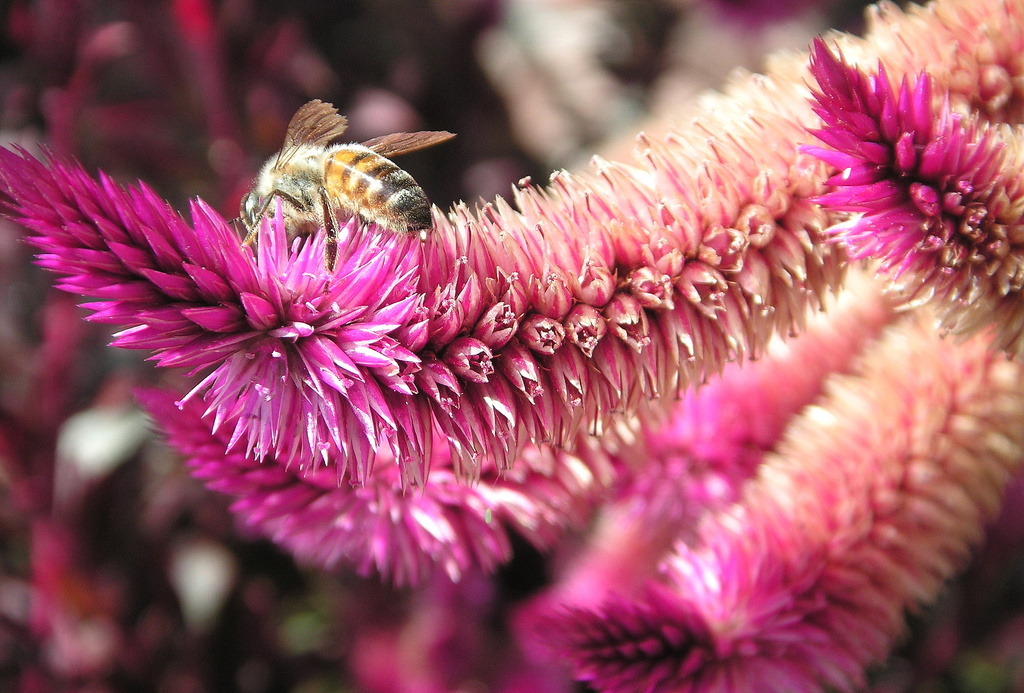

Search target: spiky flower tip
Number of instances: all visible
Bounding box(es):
[0,146,442,485]
[536,312,1024,693]
[139,387,611,585]
[804,38,1024,354]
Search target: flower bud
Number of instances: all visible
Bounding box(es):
[603,293,650,351]
[564,304,607,358]
[473,301,519,350]
[443,336,494,384]
[627,266,674,310]
[520,313,566,354]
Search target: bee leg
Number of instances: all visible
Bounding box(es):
[319,188,339,271]
[241,225,258,247]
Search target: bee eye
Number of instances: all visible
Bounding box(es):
[240,193,260,226]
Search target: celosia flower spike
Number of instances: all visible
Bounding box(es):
[0,147,429,485]
[537,311,1024,692]
[514,277,897,656]
[139,388,611,585]
[804,39,1024,354]
[0,71,848,484]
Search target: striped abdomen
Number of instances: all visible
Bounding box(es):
[323,144,433,232]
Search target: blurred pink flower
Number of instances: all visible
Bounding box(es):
[858,0,1024,124]
[616,273,895,541]
[139,386,611,585]
[805,39,1024,354]
[534,307,1024,692]
[516,274,894,654]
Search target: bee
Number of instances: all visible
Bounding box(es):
[239,99,455,270]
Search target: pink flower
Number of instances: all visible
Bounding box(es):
[0,68,846,485]
[0,147,439,484]
[805,39,1024,354]
[516,274,893,656]
[617,274,895,540]
[138,387,611,585]
[533,303,1024,692]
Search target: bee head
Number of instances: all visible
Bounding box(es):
[240,192,263,231]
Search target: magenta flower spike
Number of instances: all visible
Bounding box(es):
[138,387,610,585]
[515,274,894,669]
[9,0,1021,489]
[0,71,846,486]
[0,147,440,485]
[534,311,1024,693]
[805,39,1024,354]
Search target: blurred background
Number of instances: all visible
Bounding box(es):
[5,1,1023,692]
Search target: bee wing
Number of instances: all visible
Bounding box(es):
[274,100,349,168]
[284,100,349,148]
[362,131,456,158]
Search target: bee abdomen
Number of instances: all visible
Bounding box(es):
[386,182,433,230]
[325,146,433,232]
